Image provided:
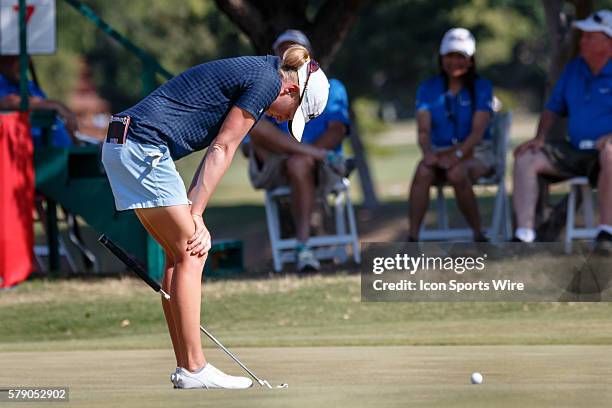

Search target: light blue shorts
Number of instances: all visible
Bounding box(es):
[101,138,190,211]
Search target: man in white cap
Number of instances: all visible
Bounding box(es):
[245,29,351,272]
[512,10,612,253]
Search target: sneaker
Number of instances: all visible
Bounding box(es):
[593,231,612,255]
[297,247,320,272]
[170,368,179,388]
[174,364,252,390]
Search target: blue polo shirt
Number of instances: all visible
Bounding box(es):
[545,57,612,150]
[246,78,350,153]
[415,75,494,147]
[121,56,282,160]
[0,74,72,147]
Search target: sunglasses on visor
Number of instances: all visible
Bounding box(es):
[288,60,320,137]
[298,60,320,106]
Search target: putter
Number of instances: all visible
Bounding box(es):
[98,234,288,389]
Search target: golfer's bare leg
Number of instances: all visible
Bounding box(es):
[408,161,436,240]
[286,154,317,243]
[135,211,186,368]
[598,144,612,226]
[513,150,563,229]
[136,205,207,373]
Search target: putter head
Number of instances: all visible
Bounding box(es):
[259,380,288,389]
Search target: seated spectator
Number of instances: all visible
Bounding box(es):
[512,10,612,252]
[407,28,494,242]
[245,29,350,272]
[0,56,77,147]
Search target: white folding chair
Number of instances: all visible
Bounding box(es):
[564,176,598,253]
[264,177,360,272]
[419,111,512,242]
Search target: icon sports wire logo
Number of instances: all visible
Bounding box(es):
[372,253,487,275]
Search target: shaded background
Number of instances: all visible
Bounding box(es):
[35,0,612,120]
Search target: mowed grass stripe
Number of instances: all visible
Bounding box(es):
[1,275,612,348]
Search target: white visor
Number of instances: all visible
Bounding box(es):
[289,59,330,141]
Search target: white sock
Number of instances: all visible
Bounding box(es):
[515,228,535,243]
[598,225,612,235]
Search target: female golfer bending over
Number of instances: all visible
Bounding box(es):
[101,46,329,389]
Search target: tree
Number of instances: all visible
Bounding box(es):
[542,0,593,93]
[213,0,370,69]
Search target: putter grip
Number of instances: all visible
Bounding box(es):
[98,234,162,293]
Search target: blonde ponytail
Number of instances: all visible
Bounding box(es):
[279,44,310,83]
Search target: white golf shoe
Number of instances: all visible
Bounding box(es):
[174,364,253,389]
[170,368,179,388]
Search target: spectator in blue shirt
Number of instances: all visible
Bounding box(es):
[0,56,77,147]
[408,28,495,242]
[246,30,350,272]
[512,10,612,251]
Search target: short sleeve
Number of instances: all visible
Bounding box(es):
[474,79,494,112]
[323,79,350,126]
[235,67,281,122]
[544,64,570,116]
[415,81,430,112]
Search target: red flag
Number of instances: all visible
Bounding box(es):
[0,112,34,288]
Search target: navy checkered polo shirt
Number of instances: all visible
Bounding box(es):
[120,55,282,160]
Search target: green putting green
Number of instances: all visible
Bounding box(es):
[1,346,611,407]
[2,275,612,406]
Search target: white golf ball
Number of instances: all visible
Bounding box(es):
[470,372,483,384]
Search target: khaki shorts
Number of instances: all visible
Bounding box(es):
[248,148,342,196]
[473,140,496,171]
[432,140,496,171]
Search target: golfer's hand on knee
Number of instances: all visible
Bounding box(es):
[187,214,211,257]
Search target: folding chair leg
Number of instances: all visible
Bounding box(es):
[264,194,283,272]
[436,185,448,229]
[334,191,349,263]
[503,189,512,241]
[66,212,100,273]
[345,191,361,264]
[491,183,504,243]
[335,192,346,235]
[59,237,78,273]
[565,185,577,254]
[581,184,595,229]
